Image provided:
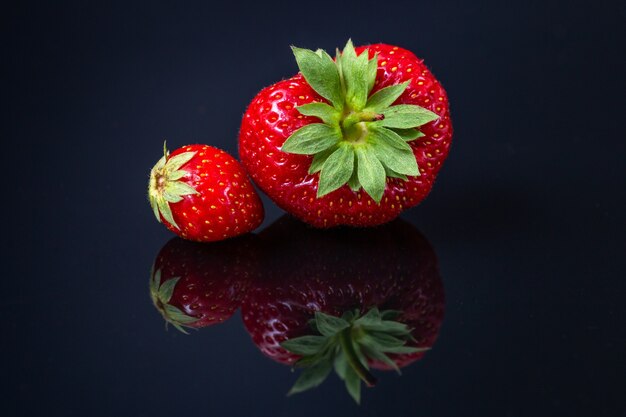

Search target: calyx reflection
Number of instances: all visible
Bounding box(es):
[241,216,445,403]
[150,236,254,333]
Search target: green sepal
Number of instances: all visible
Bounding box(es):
[281,124,341,155]
[359,319,412,336]
[393,128,424,142]
[353,306,382,324]
[356,147,386,203]
[370,137,419,177]
[157,199,178,229]
[291,47,344,110]
[365,81,410,112]
[334,349,349,380]
[163,304,198,325]
[157,276,180,303]
[168,170,187,181]
[345,155,361,191]
[281,335,327,356]
[308,147,336,174]
[287,358,333,396]
[314,311,350,337]
[344,365,362,404]
[341,39,371,110]
[369,126,413,151]
[384,166,408,181]
[167,181,197,197]
[317,145,355,198]
[150,194,161,224]
[361,332,406,350]
[162,191,183,204]
[360,344,400,373]
[166,152,196,171]
[378,104,439,129]
[297,103,341,125]
[293,350,331,369]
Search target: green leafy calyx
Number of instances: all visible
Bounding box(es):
[149,267,199,334]
[148,142,198,229]
[281,40,439,203]
[280,307,428,404]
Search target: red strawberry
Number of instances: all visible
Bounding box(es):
[148,143,264,242]
[240,215,444,402]
[150,236,254,333]
[239,40,452,228]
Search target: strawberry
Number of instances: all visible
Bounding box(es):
[149,236,254,333]
[148,143,264,242]
[241,216,444,402]
[239,40,452,227]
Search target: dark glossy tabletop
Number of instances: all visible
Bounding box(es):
[3,1,624,416]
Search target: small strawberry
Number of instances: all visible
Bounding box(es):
[149,236,254,333]
[148,143,264,242]
[241,216,444,402]
[239,40,452,227]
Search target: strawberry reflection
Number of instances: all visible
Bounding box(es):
[241,215,445,403]
[150,236,255,333]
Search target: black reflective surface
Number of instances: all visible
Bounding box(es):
[4,1,624,416]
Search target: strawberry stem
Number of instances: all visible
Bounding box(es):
[339,328,377,387]
[342,111,385,130]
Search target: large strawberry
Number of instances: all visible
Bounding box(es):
[148,143,264,242]
[150,236,254,333]
[241,216,445,402]
[239,40,452,227]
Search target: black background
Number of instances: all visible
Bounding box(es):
[3,1,625,416]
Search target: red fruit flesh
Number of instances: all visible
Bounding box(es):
[239,44,452,227]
